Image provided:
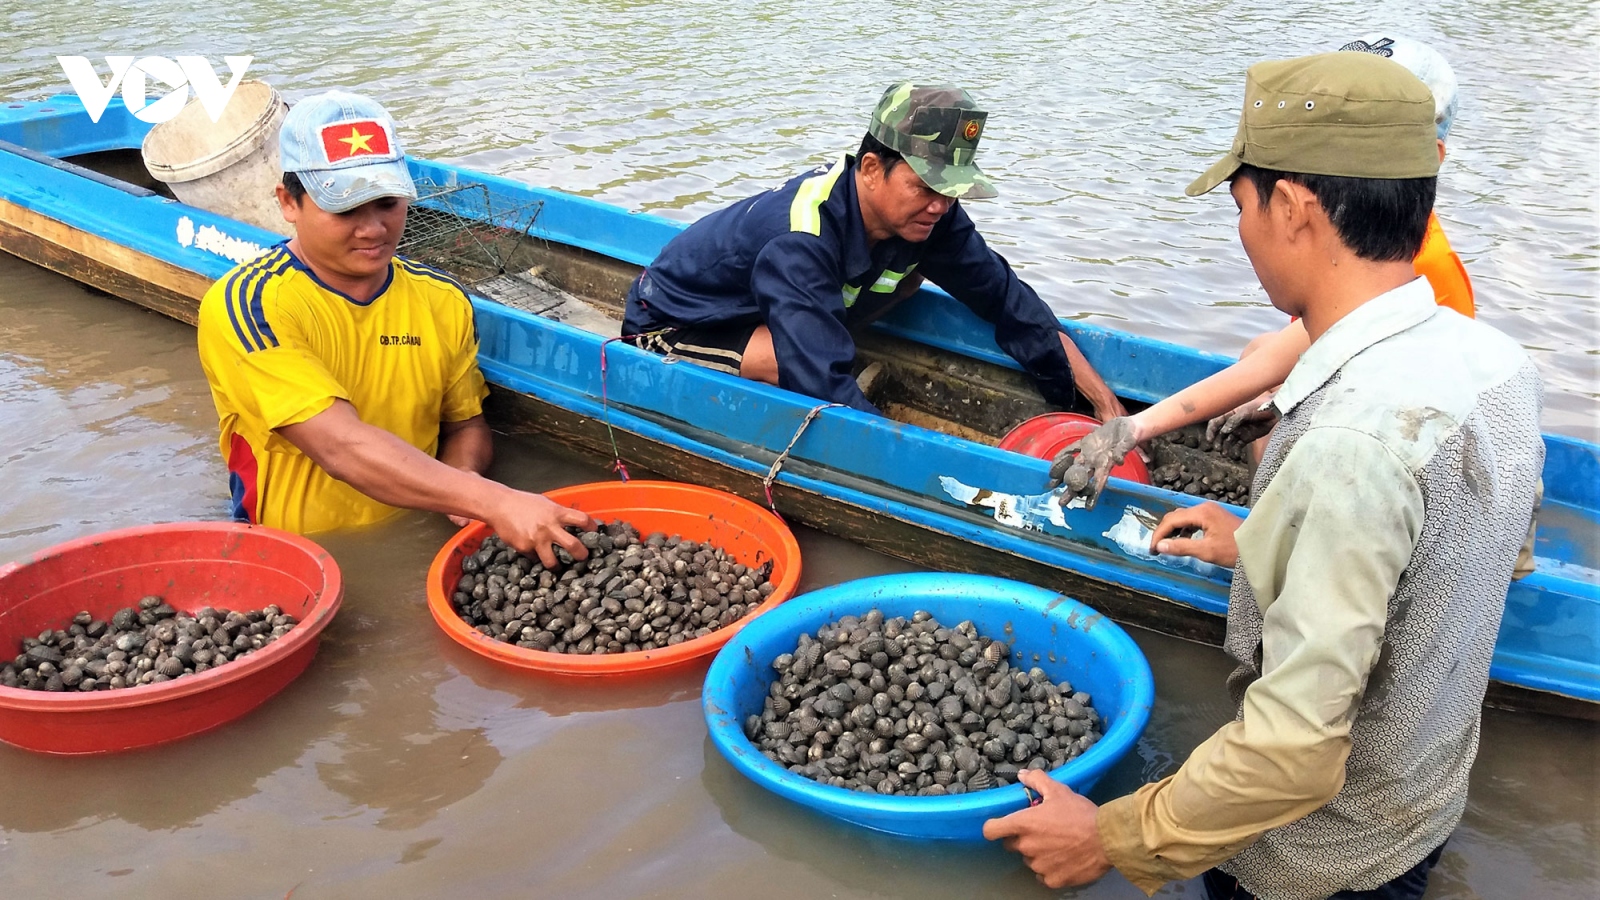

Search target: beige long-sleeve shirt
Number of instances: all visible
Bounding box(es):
[1096,279,1543,897]
[1098,425,1420,891]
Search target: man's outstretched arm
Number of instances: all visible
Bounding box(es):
[1056,331,1126,422]
[278,400,593,566]
[1130,320,1309,444]
[1048,321,1309,507]
[438,414,494,474]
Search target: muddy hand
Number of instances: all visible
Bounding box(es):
[1205,392,1279,446]
[1047,416,1139,510]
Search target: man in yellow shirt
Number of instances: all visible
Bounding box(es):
[987,53,1542,899]
[197,90,592,566]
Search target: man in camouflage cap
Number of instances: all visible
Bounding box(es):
[986,52,1542,900]
[622,82,1123,420]
[871,82,999,201]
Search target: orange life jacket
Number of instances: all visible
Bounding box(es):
[1414,211,1475,317]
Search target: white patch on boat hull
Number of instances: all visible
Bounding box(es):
[938,476,1225,578]
[176,215,267,264]
[938,476,1076,532]
[1533,557,1600,584]
[1103,507,1223,578]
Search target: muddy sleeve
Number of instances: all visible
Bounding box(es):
[752,232,877,413]
[1096,427,1423,894]
[916,204,1077,410]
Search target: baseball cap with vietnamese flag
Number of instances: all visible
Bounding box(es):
[279,90,417,213]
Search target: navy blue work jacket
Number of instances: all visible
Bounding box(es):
[622,155,1078,413]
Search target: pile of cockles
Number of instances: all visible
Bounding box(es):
[1,596,299,692]
[1148,429,1254,504]
[745,610,1102,796]
[450,522,775,654]
[1148,459,1252,504]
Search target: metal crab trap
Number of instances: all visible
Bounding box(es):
[399,178,614,330]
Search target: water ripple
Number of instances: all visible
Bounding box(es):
[1,0,1593,436]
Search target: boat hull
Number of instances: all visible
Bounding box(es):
[1,97,1594,719]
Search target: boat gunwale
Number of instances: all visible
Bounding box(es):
[1,96,1596,717]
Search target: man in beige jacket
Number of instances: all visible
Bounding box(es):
[985,52,1544,900]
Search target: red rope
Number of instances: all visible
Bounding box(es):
[598,335,631,482]
[598,331,673,483]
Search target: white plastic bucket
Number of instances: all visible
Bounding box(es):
[142,80,291,236]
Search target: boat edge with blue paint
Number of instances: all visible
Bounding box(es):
[1,95,1594,717]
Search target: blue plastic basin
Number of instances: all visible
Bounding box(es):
[703,573,1154,841]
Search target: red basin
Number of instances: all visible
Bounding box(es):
[0,522,342,755]
[998,413,1151,484]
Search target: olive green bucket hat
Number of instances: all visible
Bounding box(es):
[1187,52,1440,197]
[868,81,998,200]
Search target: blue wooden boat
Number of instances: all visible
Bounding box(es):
[2,95,1594,717]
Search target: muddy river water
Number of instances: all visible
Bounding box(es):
[1,0,1597,897]
[1,253,1596,899]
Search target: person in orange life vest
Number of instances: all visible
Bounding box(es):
[1047,35,1476,506]
[196,90,594,566]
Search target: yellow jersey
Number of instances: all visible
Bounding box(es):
[197,246,489,533]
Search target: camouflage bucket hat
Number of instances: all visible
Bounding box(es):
[868,82,997,200]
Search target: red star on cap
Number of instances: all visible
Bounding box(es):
[320,120,391,163]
